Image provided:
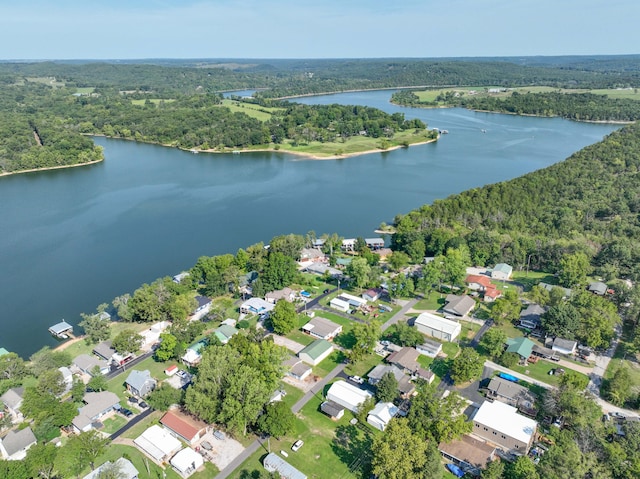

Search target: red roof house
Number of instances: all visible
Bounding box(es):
[160,410,208,445]
[466,275,492,290]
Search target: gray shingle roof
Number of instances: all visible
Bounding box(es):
[125,370,155,392]
[0,387,24,410]
[1,427,36,457]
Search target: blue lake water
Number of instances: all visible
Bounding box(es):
[0,90,618,357]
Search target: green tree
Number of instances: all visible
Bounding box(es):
[260,251,298,291]
[417,260,443,298]
[443,246,471,287]
[605,365,632,406]
[25,443,58,479]
[349,320,381,362]
[87,371,108,392]
[504,456,538,479]
[269,300,298,335]
[346,256,372,289]
[64,430,109,471]
[71,378,85,402]
[146,383,184,411]
[542,302,581,339]
[498,351,519,368]
[111,329,143,354]
[386,322,425,347]
[154,332,178,361]
[450,347,483,384]
[388,251,410,271]
[376,371,399,403]
[0,353,27,381]
[79,312,111,344]
[479,327,507,358]
[559,251,590,288]
[482,460,505,479]
[29,347,71,378]
[371,419,430,479]
[257,400,295,438]
[490,289,522,324]
[95,461,125,479]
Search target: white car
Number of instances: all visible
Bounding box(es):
[348,375,364,385]
[291,440,304,452]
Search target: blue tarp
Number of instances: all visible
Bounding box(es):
[499,372,519,382]
[446,463,465,478]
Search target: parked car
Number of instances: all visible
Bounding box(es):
[127,396,139,404]
[120,408,133,417]
[139,401,148,409]
[348,375,364,385]
[291,440,304,452]
[323,289,330,294]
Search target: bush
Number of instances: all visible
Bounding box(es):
[498,351,520,368]
[237,319,250,329]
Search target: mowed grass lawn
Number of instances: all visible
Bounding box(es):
[230,393,374,479]
[220,99,283,121]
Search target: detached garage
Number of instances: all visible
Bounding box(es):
[325,380,373,413]
[414,312,461,342]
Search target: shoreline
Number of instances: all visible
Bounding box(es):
[0,157,104,178]
[273,85,459,101]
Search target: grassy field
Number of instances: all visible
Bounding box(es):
[220,99,283,121]
[510,360,568,387]
[511,270,556,292]
[277,129,435,158]
[413,295,446,311]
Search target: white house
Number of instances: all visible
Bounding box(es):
[491,263,513,281]
[302,316,343,341]
[83,458,139,479]
[329,297,350,313]
[367,402,399,431]
[414,312,461,342]
[472,401,537,454]
[325,380,373,413]
[362,288,383,302]
[134,425,182,463]
[170,447,204,476]
[552,338,578,355]
[191,295,211,321]
[240,297,275,315]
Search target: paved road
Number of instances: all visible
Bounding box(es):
[469,319,493,348]
[105,350,155,380]
[110,407,153,440]
[216,295,418,478]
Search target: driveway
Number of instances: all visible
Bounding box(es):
[270,334,306,354]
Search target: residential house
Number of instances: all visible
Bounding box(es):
[125,370,157,398]
[588,281,608,296]
[239,297,275,316]
[483,286,502,302]
[172,272,190,284]
[329,297,350,313]
[325,380,373,413]
[465,274,492,291]
[472,400,537,454]
[49,320,73,338]
[191,295,211,321]
[386,347,421,373]
[321,400,345,420]
[265,287,296,304]
[301,317,342,341]
[284,357,312,381]
[239,271,258,296]
[552,338,578,355]
[83,458,139,479]
[443,294,476,317]
[439,435,496,477]
[1,387,24,422]
[362,288,384,302]
[170,447,204,476]
[299,248,325,262]
[213,324,239,344]
[365,238,385,250]
[0,427,37,460]
[416,339,443,358]
[93,341,117,363]
[414,312,461,342]
[58,366,74,393]
[538,282,572,299]
[341,238,356,251]
[304,262,342,278]
[518,304,545,330]
[72,354,109,376]
[505,337,535,362]
[486,377,532,407]
[298,339,334,366]
[73,391,121,433]
[182,340,207,367]
[367,364,405,385]
[134,425,182,463]
[263,452,307,479]
[491,263,513,280]
[367,402,398,431]
[160,409,208,445]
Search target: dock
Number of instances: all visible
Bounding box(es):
[48,320,74,339]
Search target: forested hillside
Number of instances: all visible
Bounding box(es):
[392,122,640,280]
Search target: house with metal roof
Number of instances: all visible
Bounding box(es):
[0,347,9,357]
[325,380,373,413]
[367,402,398,431]
[161,409,208,445]
[125,370,157,398]
[414,312,461,342]
[472,400,537,453]
[171,447,204,477]
[588,281,608,296]
[0,427,37,460]
[83,458,139,479]
[213,324,239,344]
[134,425,182,463]
[491,263,513,281]
[302,316,342,341]
[298,339,334,366]
[552,338,578,355]
[505,337,535,361]
[263,452,307,479]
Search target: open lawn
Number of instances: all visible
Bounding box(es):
[74,87,95,94]
[345,353,384,378]
[92,444,182,479]
[414,295,446,311]
[277,129,435,158]
[102,415,127,434]
[313,350,347,377]
[511,270,556,292]
[120,410,164,439]
[459,322,481,346]
[220,99,282,121]
[510,360,570,387]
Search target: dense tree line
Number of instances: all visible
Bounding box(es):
[392,121,640,281]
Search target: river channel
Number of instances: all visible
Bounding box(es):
[0,90,618,357]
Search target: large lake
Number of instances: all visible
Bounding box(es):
[0,90,618,357]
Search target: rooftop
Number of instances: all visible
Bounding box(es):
[302,316,342,338]
[473,400,537,445]
[415,312,462,335]
[160,410,208,442]
[0,427,36,457]
[505,337,535,359]
[298,339,333,361]
[263,452,307,479]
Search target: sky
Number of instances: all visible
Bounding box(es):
[0,0,637,60]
